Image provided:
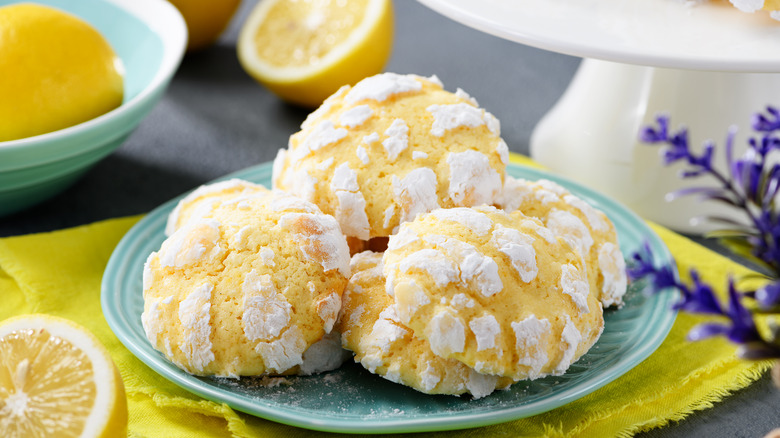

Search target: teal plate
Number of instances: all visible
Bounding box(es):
[102,162,677,434]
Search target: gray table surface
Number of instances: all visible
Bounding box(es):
[2,1,778,436]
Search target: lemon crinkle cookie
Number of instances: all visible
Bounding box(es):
[382,206,604,381]
[272,72,509,242]
[338,251,515,398]
[142,186,351,377]
[165,178,268,236]
[498,177,627,308]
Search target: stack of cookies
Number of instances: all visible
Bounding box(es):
[141,73,627,398]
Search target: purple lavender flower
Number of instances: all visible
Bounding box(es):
[627,246,775,359]
[635,105,780,360]
[641,106,780,274]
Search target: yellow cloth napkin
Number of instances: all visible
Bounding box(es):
[0,154,771,437]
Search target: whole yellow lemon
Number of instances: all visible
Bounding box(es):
[0,3,124,142]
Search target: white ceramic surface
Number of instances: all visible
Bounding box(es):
[417,0,780,72]
[531,59,780,232]
[418,0,780,233]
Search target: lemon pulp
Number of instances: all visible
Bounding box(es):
[0,315,127,438]
[0,3,124,142]
[238,0,393,108]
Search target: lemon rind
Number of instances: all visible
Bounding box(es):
[0,315,122,437]
[237,0,388,83]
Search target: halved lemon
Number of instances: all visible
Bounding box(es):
[0,314,127,438]
[237,0,393,108]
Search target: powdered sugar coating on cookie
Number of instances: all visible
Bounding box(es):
[142,184,350,377]
[273,73,508,240]
[498,176,627,308]
[338,251,515,398]
[383,207,604,381]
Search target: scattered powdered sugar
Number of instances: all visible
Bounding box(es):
[339,104,373,128]
[512,315,551,379]
[356,145,370,165]
[165,178,259,236]
[426,235,502,297]
[392,167,440,223]
[429,208,494,236]
[427,103,487,137]
[484,111,501,137]
[254,325,308,373]
[178,283,215,372]
[469,314,501,351]
[268,190,320,214]
[316,157,335,171]
[496,139,509,165]
[397,248,460,288]
[330,163,370,240]
[363,132,380,144]
[563,194,609,232]
[361,306,409,372]
[258,247,275,266]
[230,225,253,249]
[317,292,342,333]
[159,219,222,268]
[242,270,291,341]
[465,368,500,399]
[386,224,419,251]
[491,224,538,283]
[412,151,428,160]
[141,298,163,344]
[446,150,502,205]
[393,279,430,320]
[427,309,466,357]
[423,74,443,87]
[450,293,476,309]
[331,163,360,192]
[554,315,582,375]
[278,212,351,276]
[546,209,594,259]
[299,331,351,375]
[383,206,396,230]
[560,264,590,314]
[345,73,423,104]
[142,253,154,291]
[455,88,478,106]
[281,168,319,203]
[296,120,348,160]
[420,362,441,391]
[598,242,627,307]
[498,177,534,213]
[382,119,409,162]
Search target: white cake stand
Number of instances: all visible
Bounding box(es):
[419,0,780,233]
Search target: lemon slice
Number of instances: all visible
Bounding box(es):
[0,3,124,142]
[237,0,393,108]
[0,314,127,438]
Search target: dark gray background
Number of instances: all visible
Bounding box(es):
[1,1,778,436]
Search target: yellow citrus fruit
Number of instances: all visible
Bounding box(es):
[765,0,780,10]
[0,3,124,142]
[237,0,394,108]
[0,314,128,438]
[167,0,242,51]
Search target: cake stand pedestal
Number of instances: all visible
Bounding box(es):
[418,0,780,233]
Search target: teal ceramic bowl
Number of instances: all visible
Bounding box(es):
[0,0,187,216]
